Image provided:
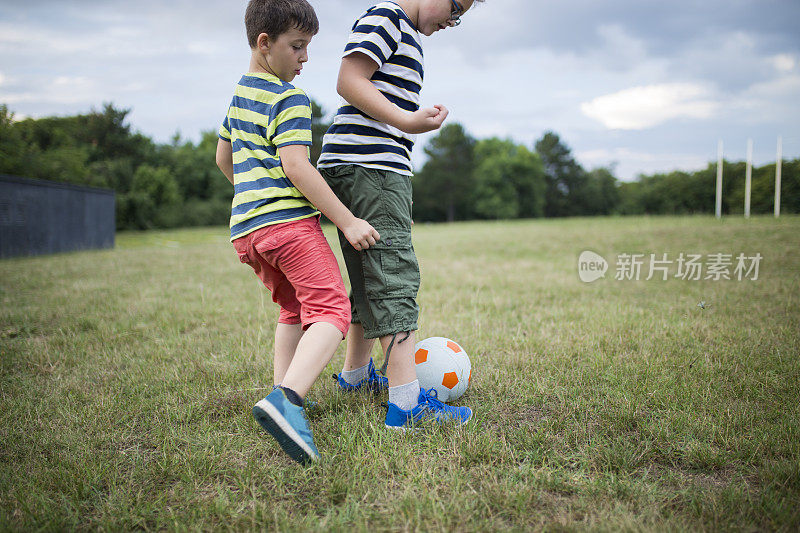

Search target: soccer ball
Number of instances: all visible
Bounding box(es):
[414,337,471,402]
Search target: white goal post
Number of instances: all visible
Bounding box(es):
[775,136,782,218]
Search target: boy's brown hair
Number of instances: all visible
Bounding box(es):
[245,0,319,47]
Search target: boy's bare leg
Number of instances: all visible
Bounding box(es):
[280,321,343,398]
[340,325,417,384]
[380,331,417,387]
[341,322,375,371]
[273,323,304,386]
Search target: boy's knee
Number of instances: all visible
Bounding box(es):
[300,285,351,337]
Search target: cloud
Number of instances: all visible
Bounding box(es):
[0,0,797,180]
[455,0,800,63]
[772,54,796,72]
[0,75,98,105]
[729,73,800,124]
[581,83,720,130]
[575,148,707,169]
[577,147,709,176]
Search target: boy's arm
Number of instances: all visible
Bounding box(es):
[215,139,234,185]
[337,52,448,134]
[279,144,380,251]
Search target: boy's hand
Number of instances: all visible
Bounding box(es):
[400,105,449,134]
[342,218,381,251]
[279,144,379,248]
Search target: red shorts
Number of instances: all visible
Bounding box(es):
[232,216,350,337]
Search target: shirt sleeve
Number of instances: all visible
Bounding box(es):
[343,6,402,67]
[218,113,231,141]
[269,89,313,148]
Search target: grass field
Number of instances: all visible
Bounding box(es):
[1,216,799,531]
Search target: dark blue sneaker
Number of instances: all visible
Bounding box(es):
[332,358,388,393]
[384,388,472,430]
[253,388,319,464]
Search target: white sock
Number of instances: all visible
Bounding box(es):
[340,361,370,385]
[389,379,420,411]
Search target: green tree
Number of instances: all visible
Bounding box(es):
[616,158,800,216]
[132,165,180,206]
[88,158,136,194]
[10,114,89,184]
[535,131,591,217]
[160,131,217,201]
[83,104,152,163]
[0,105,27,176]
[472,138,545,220]
[157,130,232,227]
[119,165,181,229]
[583,167,620,215]
[616,180,645,215]
[36,145,92,185]
[3,103,157,188]
[777,158,800,214]
[413,123,476,222]
[634,169,714,215]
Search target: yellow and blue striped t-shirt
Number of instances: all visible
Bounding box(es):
[219,72,319,241]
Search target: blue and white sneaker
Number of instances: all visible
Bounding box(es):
[385,388,472,430]
[253,388,319,464]
[332,358,388,393]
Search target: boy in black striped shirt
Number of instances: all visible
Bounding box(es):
[320,0,483,429]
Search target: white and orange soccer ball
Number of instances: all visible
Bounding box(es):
[414,337,471,402]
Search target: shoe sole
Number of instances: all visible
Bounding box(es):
[253,400,318,464]
[385,424,419,432]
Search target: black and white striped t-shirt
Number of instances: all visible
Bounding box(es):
[318,1,423,176]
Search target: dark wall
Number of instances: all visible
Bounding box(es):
[0,175,115,258]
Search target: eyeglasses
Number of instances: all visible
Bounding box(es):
[449,0,464,26]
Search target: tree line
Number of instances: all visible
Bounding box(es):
[0,102,327,231]
[413,123,798,221]
[1,103,796,230]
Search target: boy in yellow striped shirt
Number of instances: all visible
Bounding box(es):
[215,0,379,464]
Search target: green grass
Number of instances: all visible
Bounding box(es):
[1,216,799,531]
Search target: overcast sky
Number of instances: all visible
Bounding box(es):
[1,0,798,180]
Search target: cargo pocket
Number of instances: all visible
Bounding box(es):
[362,231,420,299]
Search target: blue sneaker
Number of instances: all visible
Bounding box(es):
[332,359,388,393]
[272,384,319,412]
[384,388,472,430]
[253,388,319,464]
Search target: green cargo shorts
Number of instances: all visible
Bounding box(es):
[320,165,420,339]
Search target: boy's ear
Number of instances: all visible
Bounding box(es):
[256,32,271,52]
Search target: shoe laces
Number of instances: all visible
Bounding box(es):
[420,387,445,412]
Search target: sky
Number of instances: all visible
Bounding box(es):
[1,0,799,180]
